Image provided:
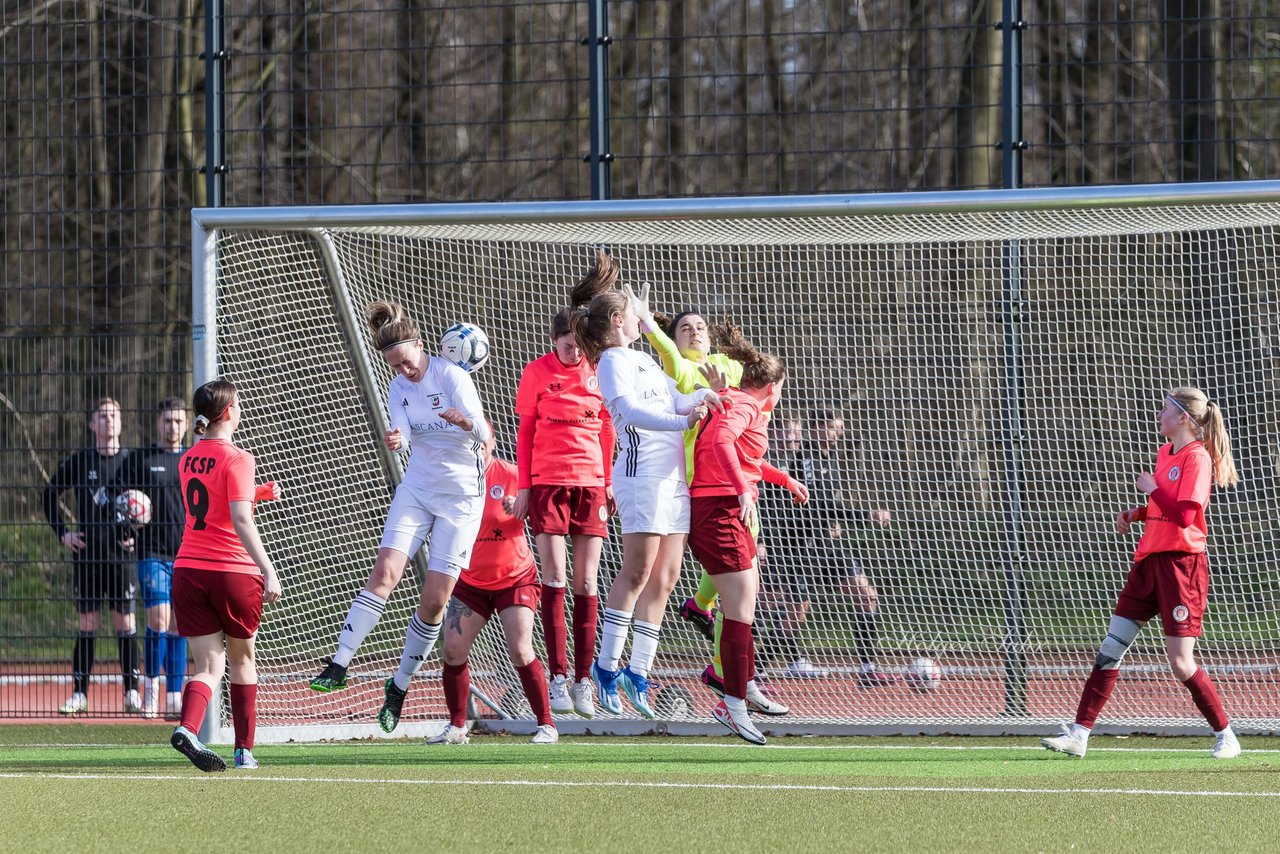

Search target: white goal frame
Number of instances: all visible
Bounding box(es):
[193,181,1280,743]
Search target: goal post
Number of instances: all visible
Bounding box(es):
[192,181,1280,742]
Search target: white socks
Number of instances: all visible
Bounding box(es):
[597,608,633,672]
[333,591,387,668]
[393,613,440,691]
[628,620,662,678]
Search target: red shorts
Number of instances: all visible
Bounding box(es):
[688,495,757,575]
[529,484,608,538]
[452,575,541,620]
[173,567,264,639]
[1114,551,1209,637]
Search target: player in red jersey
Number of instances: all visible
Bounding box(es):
[1042,386,1241,760]
[169,379,282,773]
[686,321,787,745]
[430,433,558,744]
[513,263,616,719]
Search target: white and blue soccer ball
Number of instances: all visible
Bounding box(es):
[906,657,941,695]
[439,322,490,373]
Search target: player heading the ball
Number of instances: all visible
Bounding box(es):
[310,300,491,737]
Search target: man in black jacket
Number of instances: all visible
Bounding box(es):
[42,397,142,714]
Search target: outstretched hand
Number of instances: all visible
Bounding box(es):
[700,389,726,413]
[621,281,655,332]
[699,361,729,392]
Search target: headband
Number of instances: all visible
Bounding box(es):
[381,337,421,354]
[1166,395,1192,417]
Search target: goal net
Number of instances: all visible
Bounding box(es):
[193,183,1280,741]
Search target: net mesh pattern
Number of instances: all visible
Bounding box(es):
[206,202,1280,732]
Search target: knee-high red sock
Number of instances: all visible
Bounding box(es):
[517,660,553,726]
[721,618,753,701]
[1183,667,1229,731]
[1075,667,1120,728]
[572,594,598,682]
[229,682,257,751]
[179,680,212,733]
[541,584,568,677]
[443,661,470,727]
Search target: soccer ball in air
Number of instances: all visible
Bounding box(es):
[115,489,153,528]
[439,322,490,373]
[905,657,941,695]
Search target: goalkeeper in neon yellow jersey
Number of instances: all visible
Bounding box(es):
[631,286,806,714]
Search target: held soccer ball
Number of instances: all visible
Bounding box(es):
[439,322,490,373]
[115,489,152,528]
[905,657,941,695]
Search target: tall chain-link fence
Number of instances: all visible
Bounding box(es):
[3,0,1279,717]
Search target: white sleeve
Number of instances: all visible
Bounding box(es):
[387,378,412,453]
[598,350,689,432]
[444,365,491,443]
[611,394,689,432]
[670,378,712,415]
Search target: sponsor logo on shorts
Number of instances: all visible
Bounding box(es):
[490,484,505,499]
[599,505,608,521]
[1168,465,1181,481]
[1172,604,1189,622]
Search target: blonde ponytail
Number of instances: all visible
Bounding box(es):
[1169,386,1238,488]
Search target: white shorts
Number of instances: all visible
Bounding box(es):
[612,475,690,536]
[379,483,484,578]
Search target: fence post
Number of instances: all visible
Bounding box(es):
[585,0,612,200]
[998,0,1029,716]
[202,0,227,208]
[197,0,227,744]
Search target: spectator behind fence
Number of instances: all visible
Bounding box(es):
[760,409,895,685]
[113,396,190,719]
[41,397,142,715]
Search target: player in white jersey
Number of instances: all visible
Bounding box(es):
[310,300,492,735]
[569,265,723,717]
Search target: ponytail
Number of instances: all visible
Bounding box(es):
[1201,401,1239,488]
[192,379,237,436]
[571,290,628,364]
[570,248,618,308]
[711,318,785,389]
[1169,386,1238,488]
[366,300,420,353]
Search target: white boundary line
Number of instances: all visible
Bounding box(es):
[3,741,1279,754]
[0,771,1277,798]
